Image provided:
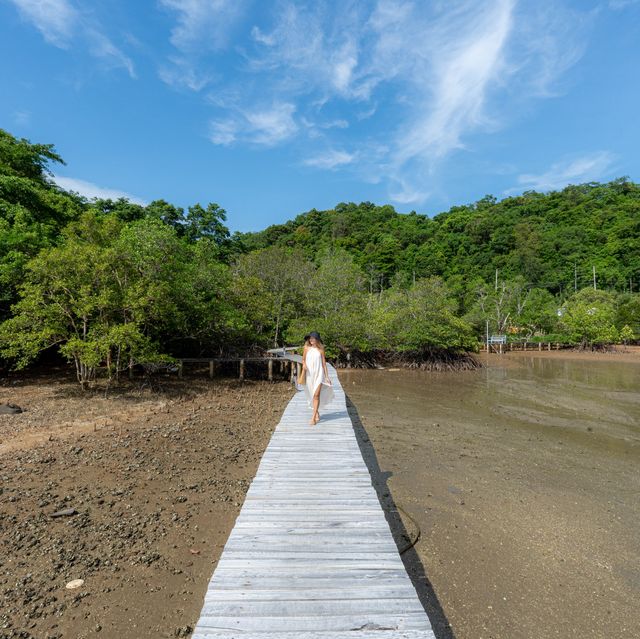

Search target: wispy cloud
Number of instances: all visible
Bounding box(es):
[507,151,616,193]
[7,0,135,77]
[159,56,213,91]
[209,103,298,147]
[53,176,146,205]
[8,0,77,48]
[159,0,595,205]
[159,0,247,90]
[88,30,136,78]
[303,149,356,170]
[159,0,246,52]
[389,184,430,206]
[391,0,514,166]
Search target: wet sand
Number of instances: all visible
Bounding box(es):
[340,352,640,639]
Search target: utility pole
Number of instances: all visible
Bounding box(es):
[593,265,597,291]
[486,319,489,353]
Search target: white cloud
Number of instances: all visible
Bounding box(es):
[8,0,77,47]
[172,1,594,204]
[210,103,298,147]
[158,0,247,92]
[243,103,298,146]
[250,25,275,46]
[7,0,135,77]
[159,56,213,91]
[88,30,136,78]
[507,151,616,193]
[389,178,430,205]
[507,3,591,99]
[160,0,245,51]
[209,119,237,145]
[392,0,515,166]
[303,150,356,170]
[53,176,146,205]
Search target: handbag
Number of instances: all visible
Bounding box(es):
[298,365,306,385]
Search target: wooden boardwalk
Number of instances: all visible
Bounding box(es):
[192,361,435,638]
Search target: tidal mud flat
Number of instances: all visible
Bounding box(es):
[0,369,292,639]
[340,349,640,639]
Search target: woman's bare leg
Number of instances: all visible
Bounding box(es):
[311,386,321,424]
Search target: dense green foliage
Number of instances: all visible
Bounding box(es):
[241,186,640,299]
[1,128,639,383]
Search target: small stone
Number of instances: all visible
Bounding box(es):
[51,508,78,518]
[65,579,85,590]
[0,403,23,414]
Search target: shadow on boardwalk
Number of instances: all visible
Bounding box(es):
[346,395,457,639]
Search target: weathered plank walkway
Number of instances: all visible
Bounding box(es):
[192,360,435,638]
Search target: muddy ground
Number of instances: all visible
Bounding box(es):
[0,366,292,639]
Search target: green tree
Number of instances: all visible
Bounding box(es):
[233,246,314,347]
[373,277,477,354]
[185,202,229,244]
[615,294,640,335]
[286,248,370,357]
[0,214,183,386]
[0,129,84,318]
[561,288,618,348]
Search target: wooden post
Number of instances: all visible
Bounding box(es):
[538,342,542,351]
[524,342,528,351]
[289,360,295,383]
[268,358,273,381]
[209,360,215,379]
[239,358,245,381]
[547,342,551,351]
[178,360,183,378]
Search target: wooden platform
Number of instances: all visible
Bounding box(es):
[192,362,435,638]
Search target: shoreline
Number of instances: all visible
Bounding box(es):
[490,344,640,363]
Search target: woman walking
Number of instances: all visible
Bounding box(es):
[301,331,334,425]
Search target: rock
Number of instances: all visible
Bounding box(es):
[0,403,23,414]
[65,579,84,590]
[51,508,78,518]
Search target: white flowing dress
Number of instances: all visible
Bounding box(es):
[303,346,334,410]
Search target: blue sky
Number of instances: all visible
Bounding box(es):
[1,0,639,232]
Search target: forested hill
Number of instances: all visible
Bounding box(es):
[240,181,640,300]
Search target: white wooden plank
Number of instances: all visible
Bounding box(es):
[200,598,426,617]
[193,631,433,639]
[195,612,431,632]
[203,586,418,600]
[190,362,434,638]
